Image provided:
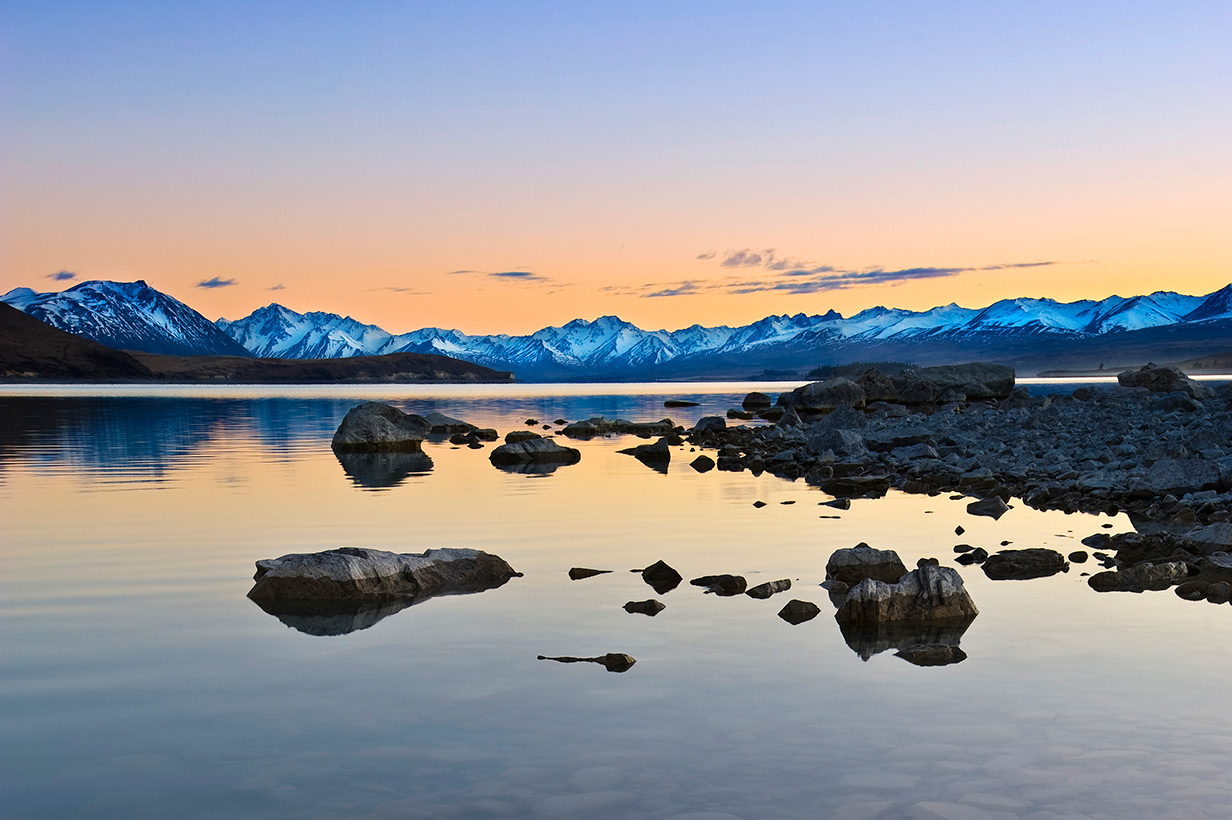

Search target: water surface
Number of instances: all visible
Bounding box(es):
[2,384,1230,820]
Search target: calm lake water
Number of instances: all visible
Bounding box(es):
[2,383,1231,820]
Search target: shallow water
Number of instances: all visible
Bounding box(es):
[2,384,1230,820]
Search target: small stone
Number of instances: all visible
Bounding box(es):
[955,525,965,535]
[746,579,792,599]
[778,599,821,625]
[689,455,716,473]
[623,599,666,616]
[753,500,767,508]
[568,567,611,580]
[1068,551,1089,564]
[967,496,1010,520]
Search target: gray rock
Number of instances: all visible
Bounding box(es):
[1134,458,1222,496]
[905,363,1016,401]
[1117,363,1212,398]
[692,416,727,435]
[778,599,821,624]
[966,496,1010,519]
[422,411,477,435]
[1187,523,1232,551]
[826,545,909,585]
[505,430,542,444]
[742,391,772,410]
[981,548,1069,580]
[835,565,979,626]
[248,547,520,603]
[618,437,672,464]
[489,437,581,466]
[1088,561,1192,592]
[331,402,431,452]
[746,579,792,599]
[776,378,866,412]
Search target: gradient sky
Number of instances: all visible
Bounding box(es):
[2,1,1229,334]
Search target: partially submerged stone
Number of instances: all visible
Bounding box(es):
[623,599,665,616]
[690,574,747,595]
[331,402,430,452]
[537,653,636,673]
[568,567,611,580]
[826,544,908,585]
[967,496,1010,519]
[746,579,792,599]
[778,599,821,625]
[981,548,1069,580]
[488,437,581,466]
[641,560,683,594]
[835,565,978,627]
[894,644,968,667]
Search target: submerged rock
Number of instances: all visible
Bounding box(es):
[826,544,908,585]
[489,437,581,466]
[690,574,747,595]
[568,567,611,580]
[622,599,665,616]
[641,560,683,594]
[894,643,968,667]
[331,402,430,452]
[746,579,792,599]
[664,399,699,408]
[835,565,978,626]
[981,548,1069,580]
[537,653,636,673]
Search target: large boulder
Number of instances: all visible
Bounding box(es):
[421,411,477,435]
[1088,561,1193,592]
[248,546,520,603]
[489,437,581,466]
[776,378,866,412]
[742,391,772,411]
[892,363,1015,403]
[981,548,1069,580]
[826,544,909,585]
[1132,458,1222,497]
[835,565,979,626]
[331,402,431,452]
[1118,363,1212,399]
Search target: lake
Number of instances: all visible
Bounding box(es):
[2,383,1231,820]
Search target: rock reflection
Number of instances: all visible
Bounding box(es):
[251,597,415,636]
[491,461,569,476]
[335,449,433,489]
[838,614,976,665]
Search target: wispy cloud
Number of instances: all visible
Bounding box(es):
[695,250,717,260]
[720,249,768,268]
[47,270,76,281]
[645,281,703,298]
[267,283,285,291]
[449,269,551,284]
[196,277,238,289]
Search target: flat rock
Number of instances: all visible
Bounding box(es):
[623,599,665,616]
[981,548,1069,580]
[489,437,581,465]
[537,653,636,673]
[568,567,611,580]
[746,579,792,599]
[1088,560,1193,592]
[894,643,968,667]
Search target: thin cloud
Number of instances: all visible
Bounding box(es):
[267,283,286,291]
[47,270,77,281]
[449,268,551,284]
[695,250,717,260]
[196,277,238,289]
[645,281,703,298]
[721,249,769,268]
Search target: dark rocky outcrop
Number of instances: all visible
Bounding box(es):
[1088,561,1193,592]
[618,437,672,468]
[561,416,676,439]
[641,560,683,594]
[331,402,431,452]
[742,391,772,411]
[778,599,821,625]
[981,548,1069,580]
[623,599,665,616]
[776,378,866,414]
[664,399,699,408]
[0,301,154,380]
[826,545,909,585]
[690,574,747,596]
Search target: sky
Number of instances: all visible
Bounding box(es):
[2,1,1230,334]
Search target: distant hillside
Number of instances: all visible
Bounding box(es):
[0,302,154,379]
[131,350,513,383]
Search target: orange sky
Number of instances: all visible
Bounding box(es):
[3,2,1229,334]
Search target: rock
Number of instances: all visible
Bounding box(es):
[1134,458,1222,496]
[504,430,542,444]
[422,411,477,435]
[820,498,851,510]
[746,579,792,598]
[1068,550,1089,563]
[690,574,748,595]
[742,391,772,410]
[1117,363,1212,399]
[865,427,933,452]
[641,560,683,593]
[623,599,665,616]
[856,369,898,403]
[537,653,636,673]
[489,437,581,466]
[1175,580,1209,601]
[689,455,716,473]
[618,437,672,465]
[900,363,1016,401]
[1088,561,1193,592]
[776,378,866,413]
[1187,523,1232,551]
[331,402,431,452]
[826,544,909,585]
[981,548,1069,580]
[777,599,821,625]
[663,399,699,407]
[966,496,1010,519]
[835,565,979,626]
[692,416,727,436]
[894,644,968,667]
[752,500,767,508]
[569,567,611,580]
[1207,581,1232,604]
[248,547,520,605]
[955,547,988,565]
[955,526,965,535]
[726,408,755,420]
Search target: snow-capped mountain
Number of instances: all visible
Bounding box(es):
[2,280,251,357]
[214,283,1232,379]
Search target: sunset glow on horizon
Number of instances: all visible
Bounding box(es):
[3,1,1229,335]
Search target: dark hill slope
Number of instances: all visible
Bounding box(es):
[0,302,154,379]
[131,350,514,383]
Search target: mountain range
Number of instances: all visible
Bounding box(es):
[5,279,1232,380]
